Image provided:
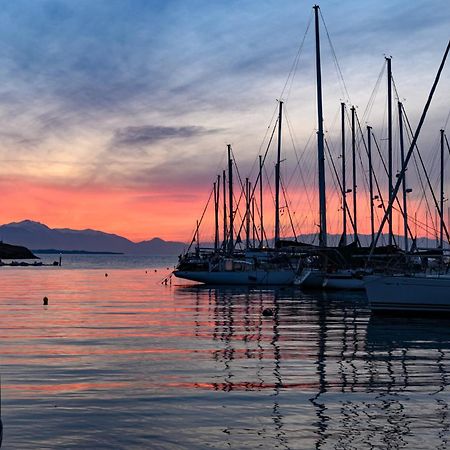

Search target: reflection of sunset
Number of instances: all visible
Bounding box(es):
[2,267,450,448]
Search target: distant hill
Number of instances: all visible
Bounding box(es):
[0,242,37,259]
[0,220,187,255]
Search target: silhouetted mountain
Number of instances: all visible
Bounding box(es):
[0,220,186,255]
[0,242,37,259]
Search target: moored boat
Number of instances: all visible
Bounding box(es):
[365,273,450,313]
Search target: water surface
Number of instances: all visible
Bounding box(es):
[1,258,449,449]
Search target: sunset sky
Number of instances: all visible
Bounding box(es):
[0,0,448,242]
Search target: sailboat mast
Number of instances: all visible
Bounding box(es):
[386,57,393,246]
[367,126,375,243]
[398,102,408,251]
[313,5,327,247]
[351,105,357,243]
[274,100,283,246]
[259,155,264,248]
[341,102,347,246]
[222,169,227,251]
[227,144,234,254]
[440,128,445,248]
[246,178,250,249]
[214,179,219,251]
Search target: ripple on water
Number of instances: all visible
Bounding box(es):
[0,267,450,449]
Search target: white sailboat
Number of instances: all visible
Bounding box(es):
[365,273,450,313]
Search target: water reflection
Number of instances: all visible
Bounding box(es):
[2,267,450,449]
[175,285,450,449]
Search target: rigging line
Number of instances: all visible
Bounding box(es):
[324,137,359,245]
[319,8,351,103]
[249,118,278,201]
[283,108,315,214]
[401,103,450,242]
[186,184,215,253]
[410,149,435,234]
[369,131,392,245]
[280,10,313,102]
[362,63,386,123]
[444,108,450,130]
[280,178,298,241]
[356,114,405,247]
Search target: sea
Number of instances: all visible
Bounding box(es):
[1,254,449,449]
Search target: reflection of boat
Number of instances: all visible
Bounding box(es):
[365,274,450,313]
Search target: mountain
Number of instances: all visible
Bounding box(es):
[0,242,37,259]
[0,220,187,255]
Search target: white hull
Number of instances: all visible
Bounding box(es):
[365,274,450,313]
[173,269,296,285]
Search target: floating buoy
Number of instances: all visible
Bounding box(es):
[154,269,157,272]
[105,273,108,277]
[145,270,148,274]
[262,308,273,317]
[43,296,49,306]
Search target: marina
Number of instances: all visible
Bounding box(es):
[0,1,448,448]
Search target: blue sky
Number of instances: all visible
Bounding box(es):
[0,0,448,239]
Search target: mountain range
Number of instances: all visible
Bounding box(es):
[1,220,445,256]
[0,220,187,255]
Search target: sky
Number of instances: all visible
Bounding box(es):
[0,0,448,242]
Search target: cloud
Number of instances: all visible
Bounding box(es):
[110,125,220,149]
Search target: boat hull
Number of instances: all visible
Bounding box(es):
[365,275,450,313]
[173,269,296,285]
[296,269,365,290]
[322,275,365,290]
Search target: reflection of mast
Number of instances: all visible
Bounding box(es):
[310,296,328,449]
[270,293,288,447]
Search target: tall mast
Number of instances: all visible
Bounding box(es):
[440,128,445,248]
[274,100,283,246]
[341,102,347,246]
[386,57,393,246]
[314,5,327,247]
[367,126,375,244]
[214,179,219,251]
[245,178,250,249]
[227,144,234,254]
[351,105,358,243]
[222,169,227,251]
[259,155,264,248]
[398,102,408,251]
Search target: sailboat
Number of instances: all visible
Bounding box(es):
[173,129,301,285]
[364,40,450,313]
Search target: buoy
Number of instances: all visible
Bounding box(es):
[262,308,273,317]
[145,270,148,274]
[105,273,108,277]
[154,269,157,272]
[43,296,49,305]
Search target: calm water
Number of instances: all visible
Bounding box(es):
[1,256,450,449]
